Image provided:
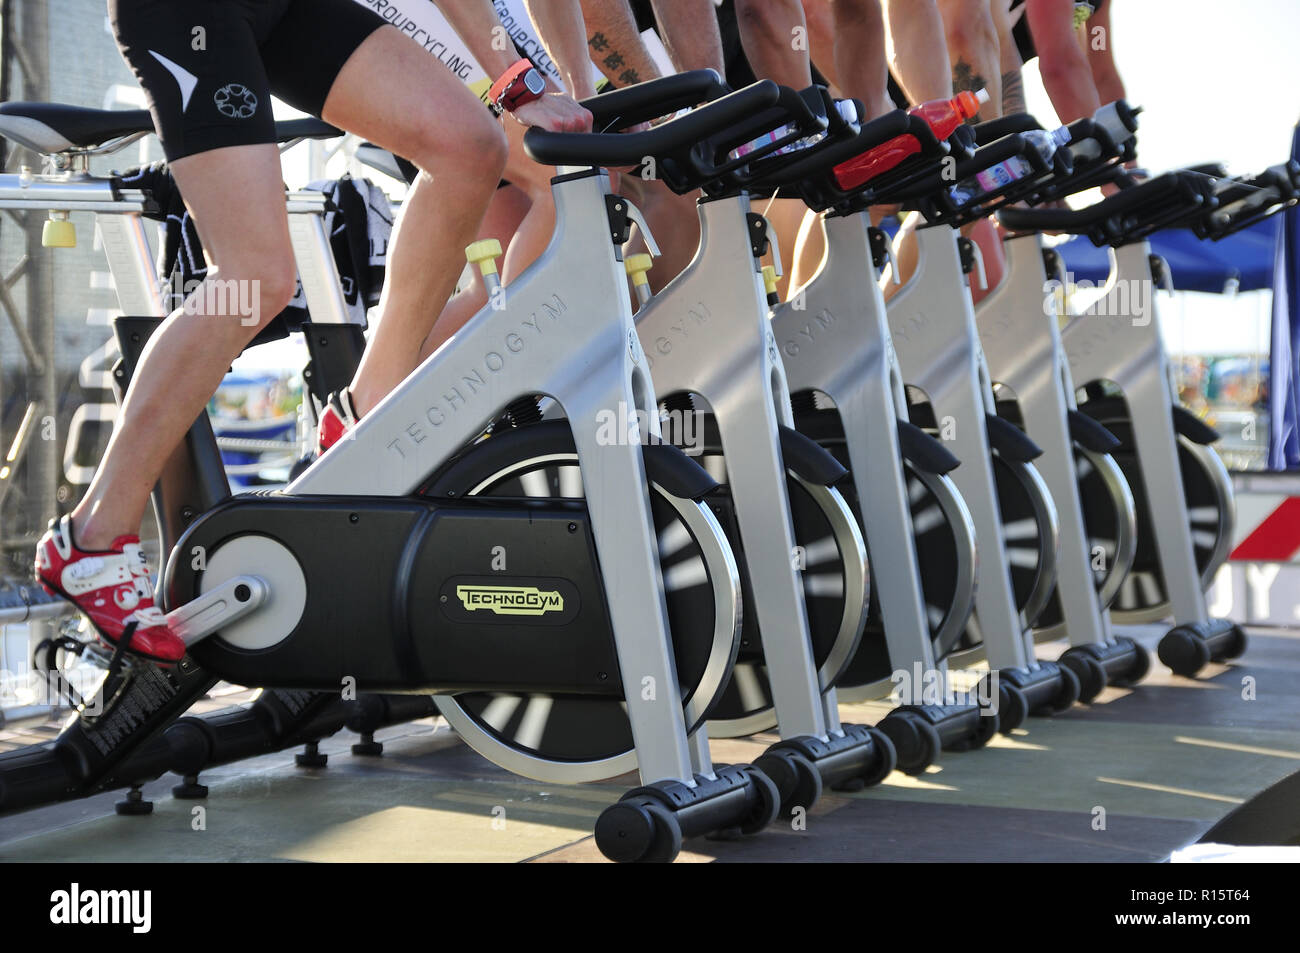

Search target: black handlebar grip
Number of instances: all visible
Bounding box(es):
[580,69,729,132]
[523,79,781,168]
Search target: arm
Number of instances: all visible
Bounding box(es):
[650,0,725,74]
[578,0,666,86]
[992,0,1027,115]
[1025,0,1100,122]
[1085,1,1126,105]
[526,0,603,98]
[881,0,953,103]
[735,0,814,88]
[434,0,592,131]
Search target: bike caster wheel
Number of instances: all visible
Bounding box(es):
[738,765,781,835]
[1158,628,1212,678]
[879,712,942,775]
[1220,626,1248,661]
[595,800,683,863]
[1060,650,1108,703]
[859,727,897,786]
[1046,664,1081,713]
[1108,636,1151,688]
[977,670,1024,733]
[753,749,823,817]
[834,727,899,790]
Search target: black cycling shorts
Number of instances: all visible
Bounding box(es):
[109,0,387,161]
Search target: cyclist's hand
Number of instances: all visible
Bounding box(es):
[510,93,592,134]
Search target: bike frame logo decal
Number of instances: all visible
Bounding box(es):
[456,585,565,616]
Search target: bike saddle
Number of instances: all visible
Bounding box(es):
[0,101,341,154]
[0,102,152,153]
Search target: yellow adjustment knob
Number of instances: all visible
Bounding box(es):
[465,238,503,276]
[761,265,778,296]
[42,214,76,249]
[625,253,653,287]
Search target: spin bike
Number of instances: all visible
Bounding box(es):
[0,74,800,863]
[999,157,1300,678]
[742,108,994,773]
[964,103,1150,700]
[878,144,1081,719]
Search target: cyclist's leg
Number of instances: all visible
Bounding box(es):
[311,26,508,415]
[935,0,1001,117]
[417,115,552,361]
[424,183,533,361]
[72,146,297,551]
[71,1,310,550]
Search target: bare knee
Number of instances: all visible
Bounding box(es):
[738,0,800,38]
[405,109,508,189]
[202,254,298,333]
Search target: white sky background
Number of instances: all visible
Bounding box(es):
[1024,0,1300,177]
[1024,0,1300,357]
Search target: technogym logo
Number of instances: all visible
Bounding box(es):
[49,883,151,933]
[456,585,565,616]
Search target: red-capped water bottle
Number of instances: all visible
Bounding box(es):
[833,88,988,191]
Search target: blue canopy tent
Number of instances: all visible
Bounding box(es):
[1052,217,1278,293]
[1269,124,1300,470]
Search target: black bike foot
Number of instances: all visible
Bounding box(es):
[594,764,779,863]
[1062,635,1152,699]
[351,733,384,757]
[171,775,208,799]
[1158,620,1245,678]
[878,710,942,774]
[753,748,823,817]
[999,661,1079,716]
[115,786,153,816]
[295,741,328,768]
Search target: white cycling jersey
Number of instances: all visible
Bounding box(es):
[350,0,600,98]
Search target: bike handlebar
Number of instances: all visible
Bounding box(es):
[522,77,782,179]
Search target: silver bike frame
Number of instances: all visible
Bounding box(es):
[632,194,867,741]
[887,222,1048,672]
[1059,240,1224,625]
[289,169,708,785]
[772,209,970,700]
[975,233,1117,647]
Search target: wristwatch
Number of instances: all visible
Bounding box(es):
[488,58,546,116]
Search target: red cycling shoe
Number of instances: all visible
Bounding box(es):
[34,515,185,665]
[316,388,360,454]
